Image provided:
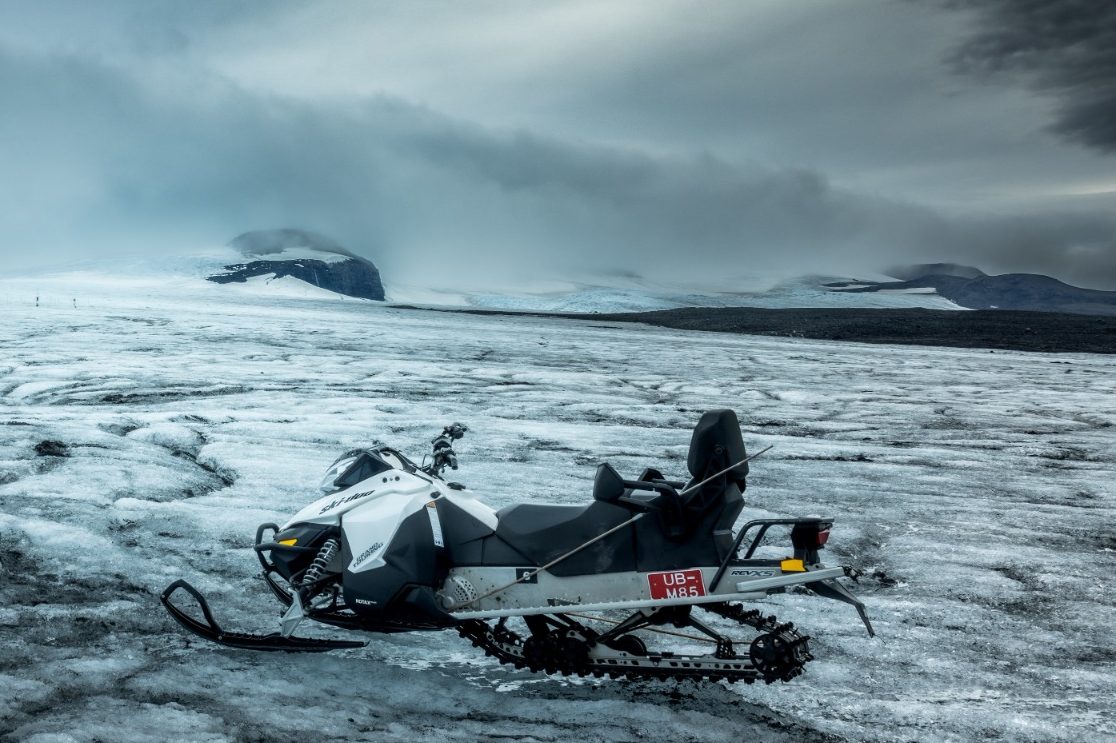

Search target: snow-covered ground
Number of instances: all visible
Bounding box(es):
[1,279,1112,742]
[386,275,965,312]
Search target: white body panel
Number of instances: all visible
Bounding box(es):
[444,565,845,618]
[284,464,500,576]
[344,490,432,573]
[283,471,435,528]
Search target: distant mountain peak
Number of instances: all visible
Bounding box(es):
[211,228,385,300]
[839,266,1116,316]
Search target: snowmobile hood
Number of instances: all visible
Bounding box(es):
[284,470,438,528]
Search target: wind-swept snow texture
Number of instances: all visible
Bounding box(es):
[0,281,1113,742]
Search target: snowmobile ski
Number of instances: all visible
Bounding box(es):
[161,580,366,652]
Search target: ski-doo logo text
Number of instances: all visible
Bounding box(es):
[647,569,706,600]
[319,490,373,514]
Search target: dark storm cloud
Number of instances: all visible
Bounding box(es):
[945,0,1116,151]
[1,5,1115,289]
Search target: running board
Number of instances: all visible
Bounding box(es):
[450,566,846,620]
[161,580,366,653]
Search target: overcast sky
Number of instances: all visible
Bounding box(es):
[1,0,1114,288]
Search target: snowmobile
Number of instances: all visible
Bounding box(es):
[163,410,873,683]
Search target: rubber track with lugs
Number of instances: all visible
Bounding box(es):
[457,603,813,683]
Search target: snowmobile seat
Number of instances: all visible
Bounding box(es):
[484,411,750,573]
[491,501,636,575]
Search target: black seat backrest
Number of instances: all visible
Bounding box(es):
[592,462,627,503]
[687,409,748,486]
[669,410,748,544]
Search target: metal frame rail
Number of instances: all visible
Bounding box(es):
[708,518,829,592]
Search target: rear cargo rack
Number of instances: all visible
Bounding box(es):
[709,518,832,592]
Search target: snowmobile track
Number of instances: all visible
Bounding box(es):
[457,602,812,684]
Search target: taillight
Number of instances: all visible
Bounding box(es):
[790,520,832,556]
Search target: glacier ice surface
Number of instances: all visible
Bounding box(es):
[0,277,1112,742]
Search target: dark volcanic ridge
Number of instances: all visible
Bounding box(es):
[208,228,385,301]
[830,264,1116,316]
[420,306,1116,354]
[208,257,385,300]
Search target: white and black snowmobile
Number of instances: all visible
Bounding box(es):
[163,410,873,683]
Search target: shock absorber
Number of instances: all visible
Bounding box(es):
[299,537,340,589]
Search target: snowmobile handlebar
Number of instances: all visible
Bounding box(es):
[422,422,469,477]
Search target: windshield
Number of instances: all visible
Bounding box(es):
[319,455,359,493]
[319,450,394,492]
[370,446,420,474]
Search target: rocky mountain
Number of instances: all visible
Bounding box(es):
[208,229,385,301]
[828,266,1116,316]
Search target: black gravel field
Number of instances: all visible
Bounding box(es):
[432,307,1116,354]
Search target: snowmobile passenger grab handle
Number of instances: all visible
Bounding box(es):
[454,447,773,610]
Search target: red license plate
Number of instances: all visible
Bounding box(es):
[647,569,706,600]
